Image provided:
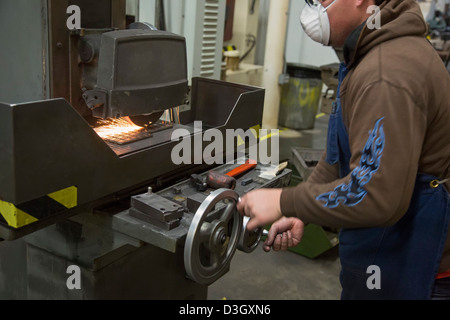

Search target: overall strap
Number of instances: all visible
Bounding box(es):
[325,62,351,177]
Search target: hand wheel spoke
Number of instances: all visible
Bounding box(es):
[221,201,237,225]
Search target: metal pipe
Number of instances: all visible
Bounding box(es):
[261,0,289,129]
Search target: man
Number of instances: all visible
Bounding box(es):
[427,0,450,27]
[436,0,450,23]
[427,10,447,30]
[237,0,450,300]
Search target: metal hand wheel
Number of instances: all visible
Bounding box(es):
[184,188,243,285]
[237,216,267,253]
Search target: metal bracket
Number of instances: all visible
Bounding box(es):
[82,88,108,117]
[129,192,184,230]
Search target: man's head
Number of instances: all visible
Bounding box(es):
[302,0,379,47]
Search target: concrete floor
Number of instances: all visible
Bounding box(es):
[208,114,344,300]
[208,244,341,300]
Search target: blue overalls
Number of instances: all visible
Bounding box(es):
[326,62,450,300]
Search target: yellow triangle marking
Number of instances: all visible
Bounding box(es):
[0,201,38,229]
[47,186,78,209]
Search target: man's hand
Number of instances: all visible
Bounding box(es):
[263,217,305,252]
[237,189,283,231]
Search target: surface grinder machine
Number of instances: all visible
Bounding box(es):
[0,0,291,299]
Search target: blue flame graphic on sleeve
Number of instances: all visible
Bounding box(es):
[317,118,385,208]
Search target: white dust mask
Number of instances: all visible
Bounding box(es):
[300,0,338,46]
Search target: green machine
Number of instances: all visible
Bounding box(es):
[285,147,339,259]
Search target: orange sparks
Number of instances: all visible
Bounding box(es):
[94,117,144,141]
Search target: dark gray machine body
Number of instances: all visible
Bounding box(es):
[0,78,264,240]
[83,29,189,119]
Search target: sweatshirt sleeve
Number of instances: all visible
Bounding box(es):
[280,80,427,229]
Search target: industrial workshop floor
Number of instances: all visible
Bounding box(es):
[208,114,343,300]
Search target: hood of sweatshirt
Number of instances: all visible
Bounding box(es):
[345,0,428,68]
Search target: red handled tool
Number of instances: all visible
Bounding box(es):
[206,159,257,190]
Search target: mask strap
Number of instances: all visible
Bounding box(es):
[323,0,338,11]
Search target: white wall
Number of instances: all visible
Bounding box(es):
[136,0,224,81]
[285,1,339,67]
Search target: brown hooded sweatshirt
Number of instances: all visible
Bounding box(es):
[280,0,450,273]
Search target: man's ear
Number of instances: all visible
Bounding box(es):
[355,0,370,8]
[356,0,376,10]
